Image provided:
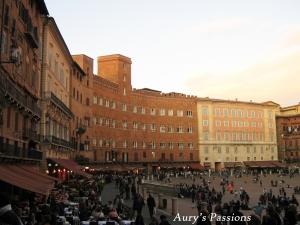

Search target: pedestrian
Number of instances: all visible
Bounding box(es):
[147,194,156,218]
[159,215,171,225]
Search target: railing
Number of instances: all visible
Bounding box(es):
[0,142,42,161]
[0,70,41,118]
[45,135,74,149]
[22,128,40,142]
[44,92,73,118]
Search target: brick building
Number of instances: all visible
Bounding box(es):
[74,54,199,169]
[276,104,300,162]
[0,0,48,162]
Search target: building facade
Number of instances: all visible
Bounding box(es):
[0,0,48,162]
[74,54,200,168]
[40,17,74,159]
[276,104,300,162]
[70,54,94,158]
[197,99,279,170]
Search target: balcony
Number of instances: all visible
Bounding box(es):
[45,136,74,149]
[24,22,39,49]
[45,92,73,118]
[0,70,41,118]
[22,128,40,142]
[0,142,42,161]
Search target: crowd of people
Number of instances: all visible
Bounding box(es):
[0,168,300,225]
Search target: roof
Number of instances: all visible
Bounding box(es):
[37,0,49,15]
[0,164,55,195]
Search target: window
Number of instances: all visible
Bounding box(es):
[142,123,146,131]
[123,88,126,96]
[142,142,146,149]
[151,124,156,132]
[133,106,137,113]
[177,110,183,117]
[187,127,193,133]
[231,109,236,117]
[215,120,221,126]
[224,109,228,117]
[234,147,238,154]
[202,107,208,115]
[133,121,138,129]
[204,147,209,154]
[160,125,166,133]
[202,120,209,126]
[168,109,173,116]
[122,104,127,111]
[99,139,103,147]
[224,121,229,127]
[251,122,256,127]
[122,121,128,129]
[188,143,193,150]
[160,109,165,116]
[151,141,156,149]
[105,100,110,107]
[93,96,97,104]
[186,110,193,117]
[150,108,156,115]
[123,140,128,148]
[105,119,109,126]
[92,117,97,125]
[98,97,103,106]
[168,142,174,150]
[98,117,103,126]
[232,121,237,127]
[141,107,145,114]
[92,139,97,146]
[177,126,183,133]
[226,147,229,153]
[111,101,116,109]
[133,141,138,149]
[217,147,221,153]
[247,147,250,153]
[178,143,184,150]
[160,143,166,149]
[216,132,222,141]
[168,126,174,133]
[203,132,209,141]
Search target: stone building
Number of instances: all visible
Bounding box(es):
[197,99,279,170]
[276,104,300,162]
[40,17,74,159]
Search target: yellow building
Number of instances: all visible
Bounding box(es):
[197,98,280,170]
[40,17,74,159]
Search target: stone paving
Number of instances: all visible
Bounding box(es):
[101,173,300,225]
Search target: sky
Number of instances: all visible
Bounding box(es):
[45,0,300,107]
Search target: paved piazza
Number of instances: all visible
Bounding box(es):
[143,173,300,216]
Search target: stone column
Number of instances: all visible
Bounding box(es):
[158,194,163,209]
[172,198,178,216]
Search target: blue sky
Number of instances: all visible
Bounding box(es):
[45,0,300,106]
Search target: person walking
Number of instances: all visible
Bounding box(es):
[147,193,156,218]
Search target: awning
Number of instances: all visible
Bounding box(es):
[0,165,55,195]
[49,158,91,178]
[189,163,204,170]
[224,162,243,168]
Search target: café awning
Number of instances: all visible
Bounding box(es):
[49,158,91,178]
[0,164,55,195]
